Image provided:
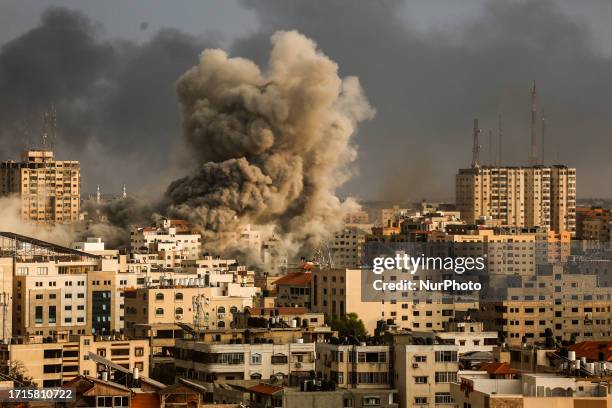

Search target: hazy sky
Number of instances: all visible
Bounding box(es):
[1,0,612,201]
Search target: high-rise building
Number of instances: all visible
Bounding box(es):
[0,150,80,223]
[456,165,576,234]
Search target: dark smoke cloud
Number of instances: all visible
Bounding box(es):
[0,7,215,196]
[165,31,374,255]
[234,0,612,200]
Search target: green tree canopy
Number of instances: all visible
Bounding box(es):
[327,313,368,338]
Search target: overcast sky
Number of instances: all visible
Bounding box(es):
[1,0,611,201]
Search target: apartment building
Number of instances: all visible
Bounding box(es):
[393,336,459,408]
[330,226,370,269]
[478,264,612,347]
[0,149,80,223]
[248,383,399,408]
[437,320,499,354]
[452,372,611,408]
[124,285,256,335]
[310,267,476,334]
[130,218,202,268]
[456,165,576,234]
[0,333,149,387]
[233,307,325,330]
[316,341,391,389]
[273,272,312,308]
[174,330,316,382]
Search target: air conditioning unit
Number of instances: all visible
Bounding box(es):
[412,363,419,368]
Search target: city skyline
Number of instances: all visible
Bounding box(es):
[1,1,612,201]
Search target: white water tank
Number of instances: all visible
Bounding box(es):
[575,360,581,370]
[133,367,140,380]
[568,351,576,361]
[101,371,108,381]
[291,319,297,328]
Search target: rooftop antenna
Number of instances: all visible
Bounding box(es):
[541,109,546,165]
[529,81,538,165]
[488,129,493,166]
[471,118,481,168]
[122,184,127,199]
[41,111,49,150]
[498,113,503,166]
[49,104,57,151]
[96,185,101,203]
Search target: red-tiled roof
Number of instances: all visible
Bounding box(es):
[569,341,612,362]
[479,362,519,375]
[247,307,307,315]
[248,383,283,395]
[272,272,312,286]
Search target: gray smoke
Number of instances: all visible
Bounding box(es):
[165,31,374,255]
[0,7,214,196]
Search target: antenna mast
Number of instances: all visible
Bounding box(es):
[529,81,538,165]
[471,118,481,168]
[498,113,503,166]
[541,109,546,165]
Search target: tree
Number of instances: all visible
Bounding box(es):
[6,360,37,387]
[327,313,368,338]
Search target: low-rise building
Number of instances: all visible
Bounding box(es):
[175,329,317,383]
[0,333,149,387]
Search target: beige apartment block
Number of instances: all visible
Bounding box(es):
[478,264,612,347]
[124,286,254,335]
[331,226,371,269]
[273,272,312,308]
[456,165,576,234]
[452,372,611,408]
[0,150,80,224]
[310,267,476,334]
[130,218,202,268]
[0,333,149,387]
[393,342,459,408]
[174,333,316,382]
[316,342,391,389]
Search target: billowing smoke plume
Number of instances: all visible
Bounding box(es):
[165,31,374,255]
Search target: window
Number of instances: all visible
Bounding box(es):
[48,306,56,324]
[414,355,427,362]
[217,321,226,328]
[230,306,238,313]
[135,347,144,357]
[435,372,457,383]
[175,292,183,301]
[414,397,427,405]
[155,308,164,316]
[435,393,454,404]
[217,306,226,314]
[343,398,353,408]
[271,354,288,364]
[175,307,183,315]
[435,351,457,362]
[414,376,428,384]
[363,397,380,406]
[251,353,262,364]
[155,293,164,301]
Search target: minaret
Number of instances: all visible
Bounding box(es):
[471,118,481,168]
[96,185,101,203]
[529,81,538,165]
[122,184,127,199]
